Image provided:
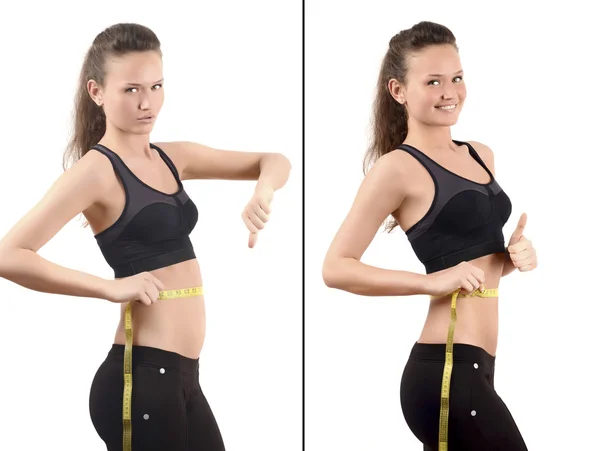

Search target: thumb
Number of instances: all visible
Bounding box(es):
[510,213,527,242]
[248,231,258,249]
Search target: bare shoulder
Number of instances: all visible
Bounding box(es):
[151,140,180,156]
[467,140,495,162]
[78,148,119,189]
[368,150,412,181]
[151,141,190,171]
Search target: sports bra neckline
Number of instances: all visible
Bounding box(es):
[398,140,495,187]
[94,142,184,197]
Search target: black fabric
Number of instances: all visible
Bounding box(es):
[400,342,528,450]
[90,143,199,278]
[397,140,512,274]
[89,344,226,451]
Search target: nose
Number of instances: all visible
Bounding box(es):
[139,93,151,110]
[441,86,456,101]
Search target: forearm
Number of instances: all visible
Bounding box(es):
[323,257,429,297]
[0,248,110,300]
[256,153,291,191]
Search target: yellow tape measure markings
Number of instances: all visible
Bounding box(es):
[122,286,203,451]
[438,286,498,451]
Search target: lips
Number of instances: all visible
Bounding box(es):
[138,115,154,120]
[435,104,457,110]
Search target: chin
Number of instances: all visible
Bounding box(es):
[129,125,155,135]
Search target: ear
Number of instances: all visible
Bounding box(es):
[87,79,104,106]
[388,78,406,105]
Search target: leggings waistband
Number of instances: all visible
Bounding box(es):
[409,342,495,371]
[107,344,199,374]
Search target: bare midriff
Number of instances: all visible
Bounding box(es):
[417,252,506,357]
[113,258,205,359]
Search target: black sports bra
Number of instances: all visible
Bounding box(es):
[90,143,199,278]
[397,140,512,274]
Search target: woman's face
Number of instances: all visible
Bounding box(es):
[399,44,466,127]
[89,51,164,134]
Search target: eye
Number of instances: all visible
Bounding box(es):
[125,87,138,93]
[152,83,163,90]
[428,76,463,86]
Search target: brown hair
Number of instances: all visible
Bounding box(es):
[364,21,458,231]
[62,23,162,170]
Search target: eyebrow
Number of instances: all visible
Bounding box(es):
[125,78,164,86]
[427,70,464,77]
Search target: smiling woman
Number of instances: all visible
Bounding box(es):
[0,22,291,451]
[322,21,535,451]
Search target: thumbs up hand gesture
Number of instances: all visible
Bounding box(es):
[506,213,537,272]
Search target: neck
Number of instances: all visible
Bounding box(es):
[403,119,456,152]
[99,122,153,158]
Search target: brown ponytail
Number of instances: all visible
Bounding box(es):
[63,23,162,170]
[364,21,458,231]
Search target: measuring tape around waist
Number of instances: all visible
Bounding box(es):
[122,286,203,451]
[437,286,498,451]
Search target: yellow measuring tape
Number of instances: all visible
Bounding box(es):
[122,286,204,451]
[436,286,498,451]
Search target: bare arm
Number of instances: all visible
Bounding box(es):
[322,152,430,297]
[0,152,114,300]
[468,141,516,277]
[160,141,291,191]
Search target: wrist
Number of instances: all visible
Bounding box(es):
[504,247,515,267]
[96,277,114,301]
[417,273,433,295]
[255,180,275,195]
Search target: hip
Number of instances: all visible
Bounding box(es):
[400,342,528,450]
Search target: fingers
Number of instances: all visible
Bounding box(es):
[247,210,267,230]
[465,274,480,291]
[511,213,527,239]
[472,266,485,286]
[248,231,258,248]
[507,239,536,272]
[507,238,531,254]
[144,280,159,302]
[138,292,152,306]
[244,204,270,230]
[150,274,165,291]
[258,198,272,215]
[513,252,537,271]
[519,263,536,272]
[257,207,271,223]
[242,201,271,249]
[460,280,474,293]
[242,213,260,233]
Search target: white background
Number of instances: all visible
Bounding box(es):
[306,1,598,450]
[0,1,301,450]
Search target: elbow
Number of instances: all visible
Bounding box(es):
[276,152,291,167]
[0,247,12,278]
[0,246,27,279]
[322,258,344,289]
[271,153,291,178]
[277,153,292,179]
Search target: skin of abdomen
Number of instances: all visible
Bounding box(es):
[417,252,506,356]
[112,258,206,359]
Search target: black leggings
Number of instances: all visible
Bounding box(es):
[89,344,225,451]
[400,342,528,451]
